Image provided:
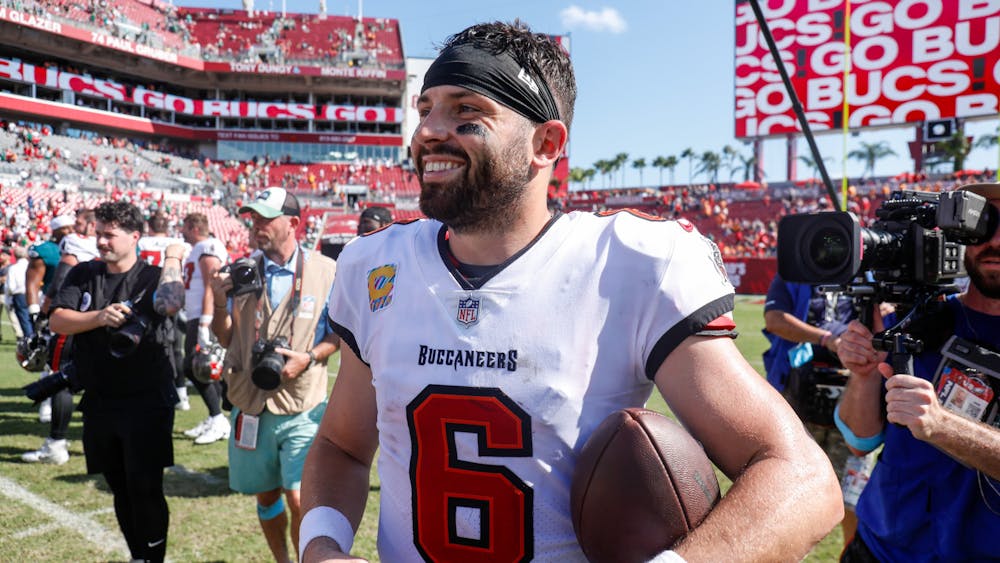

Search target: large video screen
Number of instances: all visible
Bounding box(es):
[735,0,1000,138]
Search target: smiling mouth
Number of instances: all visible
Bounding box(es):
[422,161,463,174]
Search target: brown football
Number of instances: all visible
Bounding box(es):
[570,408,721,562]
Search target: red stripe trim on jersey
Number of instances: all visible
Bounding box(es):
[703,314,736,331]
[644,294,736,380]
[593,208,666,222]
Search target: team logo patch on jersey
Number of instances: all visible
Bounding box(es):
[703,236,731,287]
[456,295,480,327]
[367,264,396,312]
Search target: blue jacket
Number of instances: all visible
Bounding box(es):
[857,294,1000,561]
[762,279,812,392]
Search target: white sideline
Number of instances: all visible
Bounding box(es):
[11,508,114,538]
[0,475,129,556]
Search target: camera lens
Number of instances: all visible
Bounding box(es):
[809,226,850,270]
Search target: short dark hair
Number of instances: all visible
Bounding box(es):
[76,208,96,224]
[184,212,209,235]
[442,20,576,131]
[147,213,170,234]
[95,201,145,234]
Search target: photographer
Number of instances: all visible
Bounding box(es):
[48,201,186,563]
[836,182,1000,561]
[209,188,339,562]
[763,273,877,548]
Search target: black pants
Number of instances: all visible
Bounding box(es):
[841,532,880,563]
[83,407,174,562]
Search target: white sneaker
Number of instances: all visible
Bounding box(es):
[194,415,231,445]
[38,398,52,423]
[183,417,212,438]
[22,438,69,465]
[175,387,190,411]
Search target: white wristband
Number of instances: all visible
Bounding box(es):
[648,550,687,563]
[28,304,40,315]
[299,506,354,562]
[199,314,212,325]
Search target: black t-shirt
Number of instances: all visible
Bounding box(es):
[51,259,176,412]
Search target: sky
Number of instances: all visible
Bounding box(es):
[176,0,1000,189]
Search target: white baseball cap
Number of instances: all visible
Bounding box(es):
[49,215,75,231]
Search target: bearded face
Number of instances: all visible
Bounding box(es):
[965,243,1000,299]
[416,122,534,234]
[964,201,1000,298]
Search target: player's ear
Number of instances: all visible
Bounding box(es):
[531,120,567,169]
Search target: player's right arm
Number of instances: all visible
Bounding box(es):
[25,258,45,308]
[300,343,378,563]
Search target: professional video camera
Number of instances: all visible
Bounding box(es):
[779,189,999,374]
[778,189,998,288]
[221,257,263,297]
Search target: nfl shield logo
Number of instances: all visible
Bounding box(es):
[457,296,480,327]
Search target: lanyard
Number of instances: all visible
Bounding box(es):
[254,246,304,343]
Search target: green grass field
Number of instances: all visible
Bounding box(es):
[0,296,843,561]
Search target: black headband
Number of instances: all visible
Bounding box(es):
[422,43,560,124]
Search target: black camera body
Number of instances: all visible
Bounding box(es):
[778,190,998,286]
[251,336,290,390]
[222,257,263,297]
[108,303,149,359]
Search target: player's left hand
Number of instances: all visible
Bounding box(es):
[276,347,310,379]
[879,363,947,441]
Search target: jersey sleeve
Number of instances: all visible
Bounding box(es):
[641,221,736,380]
[325,238,374,366]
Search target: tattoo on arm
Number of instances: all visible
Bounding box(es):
[154,262,185,315]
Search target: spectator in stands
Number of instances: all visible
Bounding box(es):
[209,188,339,563]
[762,273,877,549]
[5,246,32,338]
[356,206,391,235]
[179,213,231,444]
[49,201,186,563]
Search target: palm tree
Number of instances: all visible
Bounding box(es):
[652,156,671,186]
[736,152,758,182]
[569,166,589,190]
[798,154,833,182]
[613,152,629,187]
[847,141,897,178]
[663,155,679,185]
[593,159,614,188]
[632,158,647,186]
[582,168,596,189]
[680,147,696,185]
[695,150,722,183]
[934,130,971,172]
[721,145,739,179]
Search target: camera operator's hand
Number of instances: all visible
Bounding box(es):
[275,347,310,379]
[210,269,234,300]
[838,314,887,377]
[98,302,132,329]
[879,364,947,442]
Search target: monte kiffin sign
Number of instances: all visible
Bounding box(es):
[735,0,1000,138]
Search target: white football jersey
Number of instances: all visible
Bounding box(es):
[326,211,736,562]
[59,233,98,262]
[137,236,189,266]
[183,237,229,318]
